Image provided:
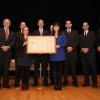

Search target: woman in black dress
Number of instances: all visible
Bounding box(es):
[15,27,33,90]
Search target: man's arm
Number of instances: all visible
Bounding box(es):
[72,31,79,50]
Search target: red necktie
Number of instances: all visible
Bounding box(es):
[5,29,9,41]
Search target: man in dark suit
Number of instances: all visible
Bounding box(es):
[49,25,54,85]
[14,22,26,87]
[32,19,49,87]
[63,20,79,87]
[79,22,97,88]
[96,28,100,59]
[0,18,15,89]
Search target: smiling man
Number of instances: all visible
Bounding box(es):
[0,18,15,89]
[79,22,97,88]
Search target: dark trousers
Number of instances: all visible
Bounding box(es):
[52,61,63,85]
[19,65,30,85]
[81,55,97,85]
[52,61,63,72]
[0,54,11,86]
[99,53,100,61]
[64,54,78,85]
[49,61,54,83]
[34,54,48,84]
[15,57,20,85]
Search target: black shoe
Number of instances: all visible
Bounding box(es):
[3,85,12,89]
[32,83,38,87]
[93,84,98,89]
[82,83,90,87]
[54,85,58,90]
[49,82,54,85]
[21,85,25,91]
[63,82,68,87]
[25,85,29,90]
[58,85,62,90]
[73,84,79,87]
[0,83,1,90]
[44,83,49,87]
[14,84,19,88]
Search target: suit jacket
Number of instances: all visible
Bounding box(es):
[0,28,15,56]
[63,30,79,56]
[96,28,100,47]
[15,35,33,58]
[15,31,22,38]
[79,31,96,56]
[15,31,23,57]
[33,29,49,36]
[50,34,67,61]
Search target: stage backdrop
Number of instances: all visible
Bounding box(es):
[0,0,100,74]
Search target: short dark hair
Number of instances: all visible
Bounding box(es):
[52,22,62,35]
[82,22,89,26]
[38,19,44,23]
[66,20,72,24]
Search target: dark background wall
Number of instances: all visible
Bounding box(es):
[0,0,100,75]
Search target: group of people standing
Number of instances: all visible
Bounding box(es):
[0,18,100,91]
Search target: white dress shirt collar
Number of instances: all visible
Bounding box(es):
[84,30,89,35]
[67,29,71,32]
[39,28,43,32]
[4,27,9,35]
[21,30,23,34]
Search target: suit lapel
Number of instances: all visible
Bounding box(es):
[3,28,12,41]
[2,28,6,41]
[42,29,45,36]
[7,30,12,41]
[37,29,41,36]
[86,31,90,38]
[69,30,72,36]
[65,30,70,41]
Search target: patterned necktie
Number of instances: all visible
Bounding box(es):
[5,29,9,41]
[84,32,87,37]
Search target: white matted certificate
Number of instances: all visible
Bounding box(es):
[26,36,56,54]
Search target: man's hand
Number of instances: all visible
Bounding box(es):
[2,46,9,52]
[97,46,100,52]
[67,47,73,53]
[82,48,89,53]
[23,41,28,46]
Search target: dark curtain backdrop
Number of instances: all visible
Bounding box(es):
[0,0,100,75]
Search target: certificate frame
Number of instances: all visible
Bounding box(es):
[26,36,56,54]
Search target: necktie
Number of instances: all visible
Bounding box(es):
[68,30,70,34]
[5,29,9,41]
[40,30,42,36]
[84,32,87,37]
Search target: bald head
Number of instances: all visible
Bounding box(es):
[3,18,11,28]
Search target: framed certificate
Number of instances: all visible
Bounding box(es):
[26,36,56,54]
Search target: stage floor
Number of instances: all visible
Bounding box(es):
[0,75,100,100]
